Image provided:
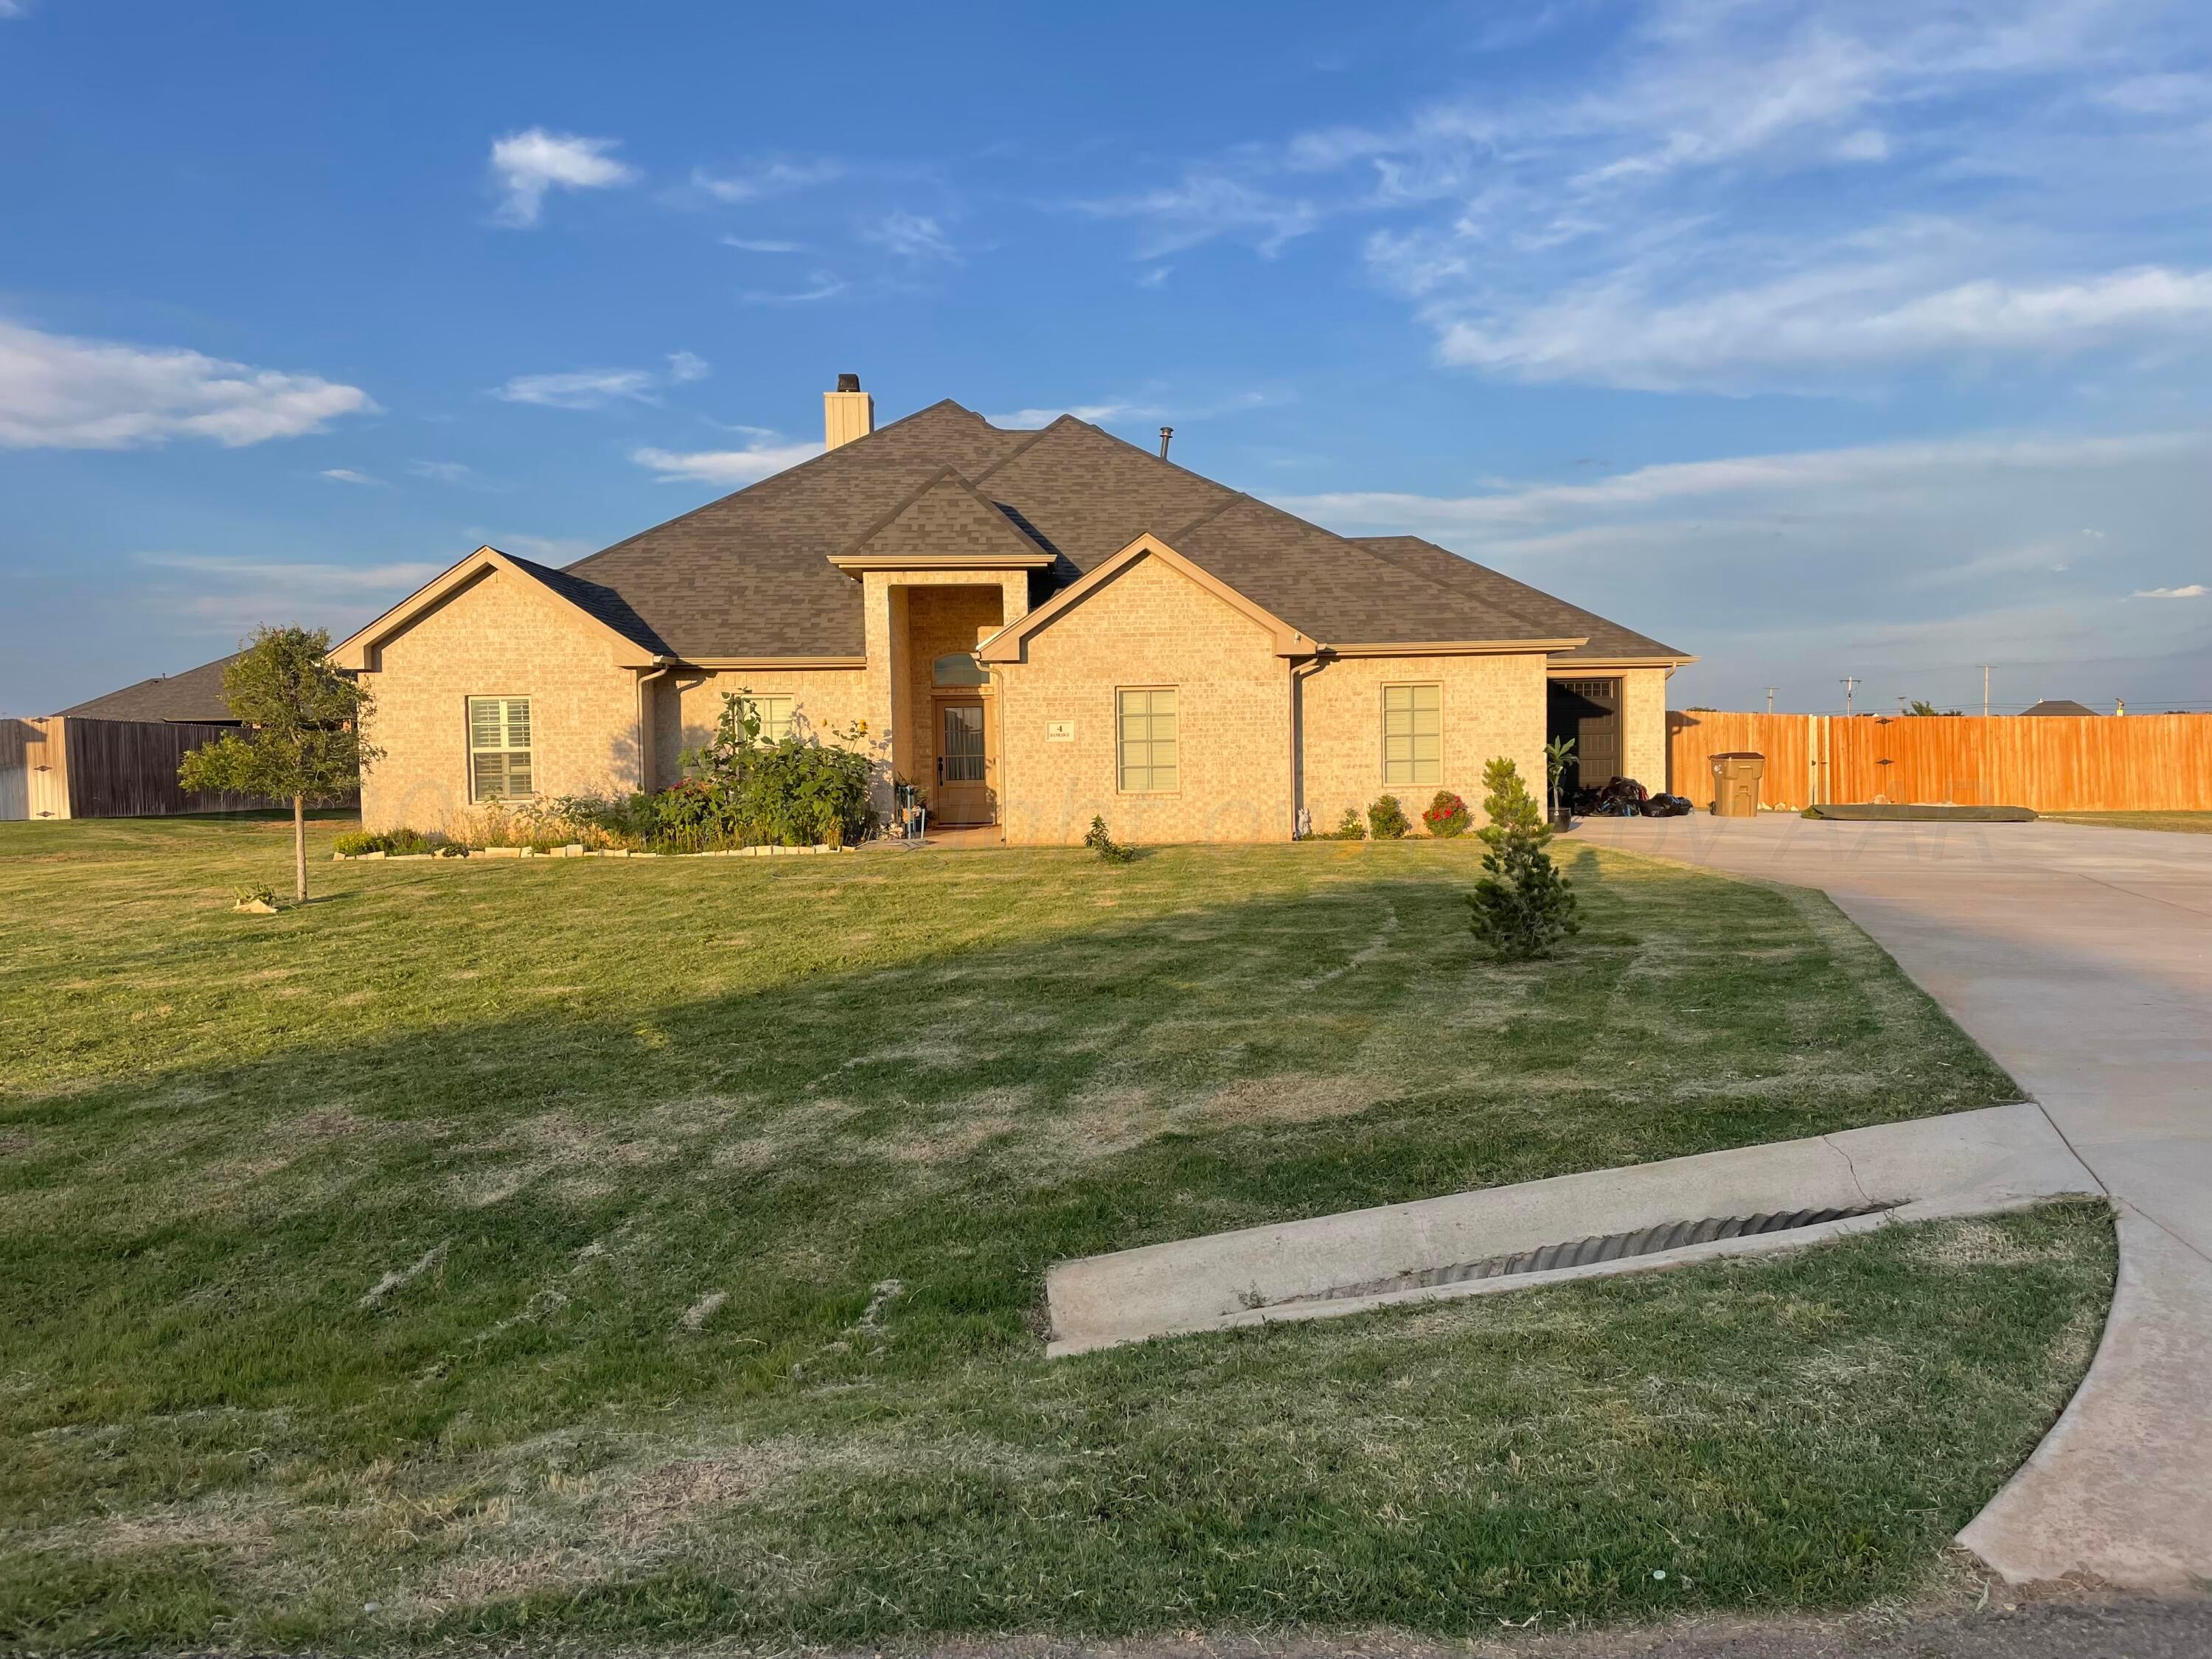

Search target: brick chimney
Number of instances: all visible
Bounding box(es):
[824,372,874,451]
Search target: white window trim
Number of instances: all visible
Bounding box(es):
[467,695,536,804]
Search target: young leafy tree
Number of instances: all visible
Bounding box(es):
[178,625,381,902]
[1466,756,1581,961]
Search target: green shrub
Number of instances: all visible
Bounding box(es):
[334,827,450,856]
[1083,815,1138,863]
[672,691,878,849]
[1465,757,1580,961]
[1422,790,1471,838]
[1331,806,1367,841]
[1367,794,1411,840]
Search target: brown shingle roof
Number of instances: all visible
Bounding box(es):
[543,400,1680,661]
[56,654,243,722]
[1352,535,1693,664]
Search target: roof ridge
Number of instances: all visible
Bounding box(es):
[566,398,994,575]
[966,415,1075,487]
[1166,490,1251,542]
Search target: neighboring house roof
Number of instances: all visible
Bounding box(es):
[547,401,1670,659]
[55,653,243,723]
[2020,698,2101,717]
[1352,536,1694,665]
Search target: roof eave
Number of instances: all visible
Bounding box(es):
[1324,637,1588,658]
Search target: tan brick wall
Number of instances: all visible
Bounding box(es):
[860,571,1024,810]
[652,668,871,785]
[1301,652,1548,834]
[996,554,1291,844]
[1618,667,1670,792]
[358,567,641,832]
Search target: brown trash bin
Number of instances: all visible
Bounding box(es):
[1710,751,1765,817]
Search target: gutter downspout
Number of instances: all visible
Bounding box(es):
[1290,653,1328,839]
[634,658,676,793]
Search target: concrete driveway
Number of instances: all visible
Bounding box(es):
[1569,814,2211,1589]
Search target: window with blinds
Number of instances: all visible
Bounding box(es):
[1382,682,1441,786]
[467,696,534,801]
[742,695,796,741]
[1116,687,1178,793]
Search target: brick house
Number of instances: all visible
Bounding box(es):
[329,378,1691,843]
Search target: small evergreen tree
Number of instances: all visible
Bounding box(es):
[1332,805,1367,841]
[179,625,380,902]
[1084,814,1138,863]
[1465,757,1580,961]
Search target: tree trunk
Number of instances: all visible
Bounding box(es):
[293,795,307,903]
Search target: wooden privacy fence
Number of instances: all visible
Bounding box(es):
[1669,710,2212,813]
[0,716,276,819]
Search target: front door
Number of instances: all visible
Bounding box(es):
[935,700,991,824]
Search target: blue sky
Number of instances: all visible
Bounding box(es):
[4,0,2208,716]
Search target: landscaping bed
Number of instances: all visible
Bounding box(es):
[0,815,2099,1649]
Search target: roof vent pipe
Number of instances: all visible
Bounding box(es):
[1158,425,1174,459]
[824,374,874,450]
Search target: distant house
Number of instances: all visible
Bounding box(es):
[53,654,243,724]
[1,655,259,821]
[2020,699,2101,717]
[330,377,1694,842]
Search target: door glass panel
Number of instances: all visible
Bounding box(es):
[942,705,986,782]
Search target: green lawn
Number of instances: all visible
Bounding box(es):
[0,815,2107,1649]
[2043,810,2212,835]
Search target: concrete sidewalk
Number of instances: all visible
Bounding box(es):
[1570,814,2212,1590]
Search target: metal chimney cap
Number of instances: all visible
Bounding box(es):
[835,373,862,392]
[1158,425,1175,459]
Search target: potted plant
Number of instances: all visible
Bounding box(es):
[1544,737,1576,827]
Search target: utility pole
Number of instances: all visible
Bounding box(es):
[1765,686,1776,714]
[1840,675,1858,715]
[1983,665,1991,719]
[1897,694,1907,715]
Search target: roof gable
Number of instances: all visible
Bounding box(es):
[327,547,668,672]
[829,468,1055,570]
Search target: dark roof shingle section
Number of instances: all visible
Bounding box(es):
[2020,698,2099,717]
[57,654,243,722]
[562,401,1030,658]
[1352,536,1692,663]
[968,418,1237,584]
[839,469,1053,564]
[527,394,1674,661]
[1171,498,1553,644]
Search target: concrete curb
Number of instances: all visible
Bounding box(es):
[1046,1103,2099,1357]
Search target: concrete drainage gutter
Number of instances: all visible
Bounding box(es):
[1045,1102,2099,1357]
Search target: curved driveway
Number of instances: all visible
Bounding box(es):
[1571,815,2211,1590]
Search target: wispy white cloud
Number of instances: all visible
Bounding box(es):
[319,467,383,486]
[723,236,809,253]
[631,440,821,485]
[131,553,446,633]
[2133,583,2208,599]
[739,272,849,305]
[860,209,959,262]
[1075,173,1320,258]
[1092,1,2212,392]
[1276,429,2208,530]
[1276,423,2212,711]
[689,158,844,203]
[490,351,709,409]
[0,319,375,449]
[985,388,1281,430]
[488,129,638,228]
[1137,265,1173,289]
[406,459,476,483]
[488,534,598,563]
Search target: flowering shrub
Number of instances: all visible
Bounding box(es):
[1329,806,1367,841]
[1367,794,1411,840]
[1422,790,1472,838]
